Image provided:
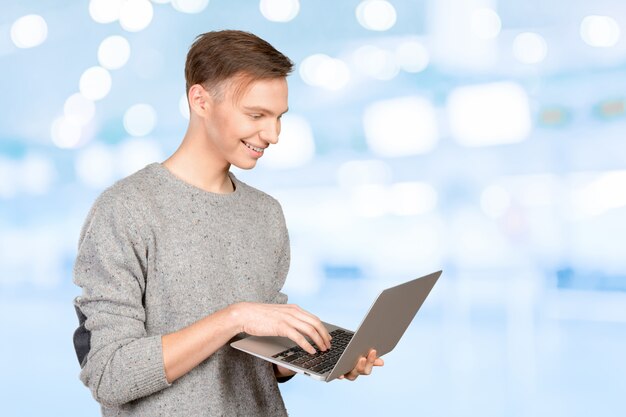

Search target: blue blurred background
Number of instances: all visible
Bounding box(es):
[1,0,625,416]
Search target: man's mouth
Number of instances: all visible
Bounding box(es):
[243,141,265,153]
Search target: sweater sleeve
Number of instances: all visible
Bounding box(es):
[272,202,290,306]
[272,202,296,383]
[72,191,171,407]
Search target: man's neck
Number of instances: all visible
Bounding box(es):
[162,134,234,194]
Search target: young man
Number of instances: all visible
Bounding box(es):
[72,30,383,416]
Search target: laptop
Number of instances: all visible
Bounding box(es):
[230,270,441,382]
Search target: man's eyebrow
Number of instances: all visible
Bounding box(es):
[243,106,289,116]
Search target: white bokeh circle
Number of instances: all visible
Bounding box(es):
[79,66,112,101]
[259,0,300,23]
[10,15,48,49]
[119,0,154,32]
[123,104,157,136]
[98,35,131,69]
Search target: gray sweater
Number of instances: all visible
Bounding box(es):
[73,163,291,416]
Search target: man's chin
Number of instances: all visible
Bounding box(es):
[231,160,258,170]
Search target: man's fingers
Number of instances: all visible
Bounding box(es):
[345,364,360,381]
[351,357,367,379]
[361,352,372,374]
[365,350,383,373]
[286,306,332,349]
[284,328,316,354]
[364,357,374,375]
[240,302,333,354]
[288,319,328,352]
[288,305,332,345]
[339,351,385,381]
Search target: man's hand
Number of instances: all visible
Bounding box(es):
[338,349,384,381]
[230,302,332,354]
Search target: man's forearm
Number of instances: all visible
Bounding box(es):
[162,304,241,383]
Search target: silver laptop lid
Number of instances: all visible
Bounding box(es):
[326,270,441,381]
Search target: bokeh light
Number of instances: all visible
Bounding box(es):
[259,0,300,23]
[98,35,131,69]
[513,32,548,64]
[79,66,112,101]
[356,0,397,32]
[299,54,350,90]
[363,96,438,157]
[395,40,430,73]
[447,82,532,147]
[64,93,96,126]
[10,15,48,49]
[171,0,210,14]
[51,116,83,149]
[119,0,154,32]
[89,0,124,24]
[123,103,157,136]
[573,170,626,217]
[470,8,501,40]
[580,15,621,48]
[353,45,399,80]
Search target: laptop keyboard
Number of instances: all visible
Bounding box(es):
[272,329,354,374]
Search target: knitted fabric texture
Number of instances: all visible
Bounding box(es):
[73,163,290,416]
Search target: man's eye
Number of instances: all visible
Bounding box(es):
[250,114,262,119]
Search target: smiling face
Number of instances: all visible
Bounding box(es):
[199,76,289,170]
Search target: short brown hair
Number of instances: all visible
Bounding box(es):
[185,30,294,100]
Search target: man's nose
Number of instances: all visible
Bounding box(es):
[260,119,280,144]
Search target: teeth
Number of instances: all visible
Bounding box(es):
[244,142,264,153]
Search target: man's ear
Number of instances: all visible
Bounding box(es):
[188,84,211,117]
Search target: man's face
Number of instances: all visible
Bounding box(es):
[203,77,289,170]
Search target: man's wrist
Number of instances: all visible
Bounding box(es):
[226,302,246,334]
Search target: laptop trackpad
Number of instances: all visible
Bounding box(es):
[234,335,296,357]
